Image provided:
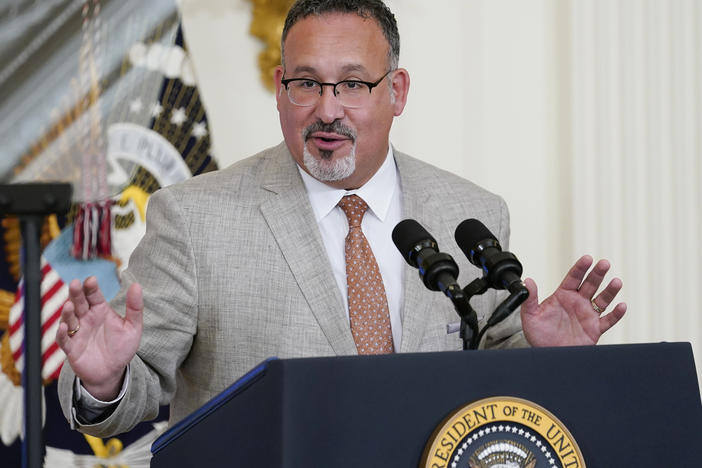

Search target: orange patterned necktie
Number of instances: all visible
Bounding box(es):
[338,195,394,354]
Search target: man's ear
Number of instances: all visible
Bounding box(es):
[274,65,285,110]
[390,68,410,116]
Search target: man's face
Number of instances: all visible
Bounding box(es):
[275,13,408,189]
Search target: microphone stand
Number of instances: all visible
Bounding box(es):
[442,281,481,350]
[0,183,72,468]
[460,277,529,350]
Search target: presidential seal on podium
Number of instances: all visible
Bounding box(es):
[421,397,585,468]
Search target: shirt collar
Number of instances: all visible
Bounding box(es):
[298,145,398,223]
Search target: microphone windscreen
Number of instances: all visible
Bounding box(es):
[392,219,436,265]
[454,218,497,253]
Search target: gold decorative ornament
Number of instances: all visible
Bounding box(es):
[0,289,13,331]
[2,217,21,282]
[0,290,13,327]
[84,434,124,459]
[1,332,22,386]
[247,0,295,92]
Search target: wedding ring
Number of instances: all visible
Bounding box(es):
[67,323,80,337]
[591,300,604,314]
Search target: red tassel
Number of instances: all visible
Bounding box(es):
[71,200,113,260]
[71,206,85,259]
[98,200,112,256]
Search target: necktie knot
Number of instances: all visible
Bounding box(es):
[338,194,368,229]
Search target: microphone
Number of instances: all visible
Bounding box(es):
[393,219,480,349]
[454,219,524,293]
[455,218,529,330]
[392,219,460,293]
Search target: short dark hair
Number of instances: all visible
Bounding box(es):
[281,0,400,69]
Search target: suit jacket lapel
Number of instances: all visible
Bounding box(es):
[259,145,357,355]
[395,152,442,353]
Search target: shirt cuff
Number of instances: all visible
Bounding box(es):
[71,365,130,426]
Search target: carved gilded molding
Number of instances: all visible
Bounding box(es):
[247,0,295,92]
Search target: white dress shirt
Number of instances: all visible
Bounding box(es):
[297,145,405,348]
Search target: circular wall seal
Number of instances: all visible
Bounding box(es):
[421,396,585,468]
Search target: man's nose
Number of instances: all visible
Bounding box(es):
[314,85,345,123]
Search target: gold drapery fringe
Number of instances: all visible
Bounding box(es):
[1,332,22,386]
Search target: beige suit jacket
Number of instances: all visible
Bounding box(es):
[58,143,527,437]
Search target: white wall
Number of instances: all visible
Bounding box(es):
[180,0,702,383]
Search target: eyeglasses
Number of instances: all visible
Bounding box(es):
[280,70,394,108]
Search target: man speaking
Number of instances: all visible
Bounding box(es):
[56,0,626,437]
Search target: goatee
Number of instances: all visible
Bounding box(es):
[301,120,357,182]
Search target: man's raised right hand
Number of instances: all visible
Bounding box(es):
[56,276,143,401]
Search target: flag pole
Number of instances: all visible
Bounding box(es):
[0,183,72,468]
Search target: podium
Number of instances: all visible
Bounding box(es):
[151,342,702,467]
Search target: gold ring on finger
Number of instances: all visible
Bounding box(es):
[67,323,80,337]
[591,299,604,314]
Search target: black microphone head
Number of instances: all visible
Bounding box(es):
[392,219,438,266]
[454,218,501,265]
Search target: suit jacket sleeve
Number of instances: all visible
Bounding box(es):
[58,187,199,437]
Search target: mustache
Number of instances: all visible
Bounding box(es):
[302,121,357,141]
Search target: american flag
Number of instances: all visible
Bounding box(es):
[8,257,69,382]
[7,225,121,383]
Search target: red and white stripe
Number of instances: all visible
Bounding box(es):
[8,257,68,382]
